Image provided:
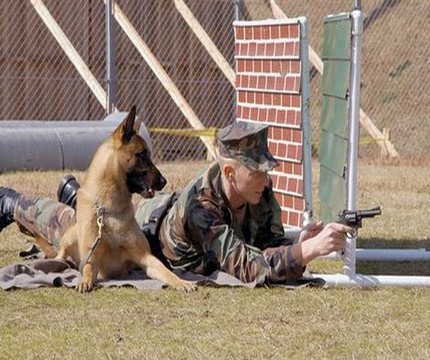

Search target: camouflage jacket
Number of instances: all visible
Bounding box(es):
[158,162,304,284]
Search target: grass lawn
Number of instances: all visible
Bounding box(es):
[0,160,429,359]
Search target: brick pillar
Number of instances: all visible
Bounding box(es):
[234,19,305,228]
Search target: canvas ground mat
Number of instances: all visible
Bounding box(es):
[0,246,325,291]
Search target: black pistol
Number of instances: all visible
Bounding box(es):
[338,206,381,237]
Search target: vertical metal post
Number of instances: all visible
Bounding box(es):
[354,0,362,10]
[106,0,116,114]
[344,10,363,276]
[299,17,313,226]
[234,0,242,21]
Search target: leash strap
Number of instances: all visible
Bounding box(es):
[79,204,107,274]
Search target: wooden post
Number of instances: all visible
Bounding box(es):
[269,0,399,158]
[174,0,236,86]
[29,0,113,112]
[103,0,215,159]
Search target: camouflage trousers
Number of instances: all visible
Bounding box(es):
[14,194,154,250]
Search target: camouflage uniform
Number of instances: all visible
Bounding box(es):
[13,121,305,285]
[139,121,304,284]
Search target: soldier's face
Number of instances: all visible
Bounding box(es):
[233,164,269,205]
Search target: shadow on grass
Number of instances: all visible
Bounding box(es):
[356,237,430,276]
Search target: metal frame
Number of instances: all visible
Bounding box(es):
[316,9,430,287]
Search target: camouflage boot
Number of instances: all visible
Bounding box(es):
[57,175,80,210]
[0,187,20,233]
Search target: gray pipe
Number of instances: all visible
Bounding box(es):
[0,112,153,172]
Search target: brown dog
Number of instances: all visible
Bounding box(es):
[55,106,196,293]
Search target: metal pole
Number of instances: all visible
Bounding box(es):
[344,10,363,276]
[106,0,116,114]
[299,17,313,226]
[354,0,362,10]
[234,0,242,21]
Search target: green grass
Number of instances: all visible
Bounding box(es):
[1,160,430,359]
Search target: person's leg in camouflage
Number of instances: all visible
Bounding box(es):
[0,186,76,250]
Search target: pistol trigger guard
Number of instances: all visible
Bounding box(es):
[346,229,357,239]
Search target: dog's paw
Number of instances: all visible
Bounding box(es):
[174,280,197,292]
[76,280,94,293]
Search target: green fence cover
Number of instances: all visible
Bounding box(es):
[319,13,351,223]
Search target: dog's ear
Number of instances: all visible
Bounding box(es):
[115,105,136,143]
[134,115,143,133]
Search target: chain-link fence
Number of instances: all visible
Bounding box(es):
[0,0,428,160]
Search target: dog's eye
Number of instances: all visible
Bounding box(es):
[137,149,148,159]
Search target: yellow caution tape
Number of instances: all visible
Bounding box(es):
[148,127,388,147]
[148,127,218,137]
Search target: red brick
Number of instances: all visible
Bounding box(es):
[293,41,300,57]
[293,129,302,143]
[268,142,277,158]
[281,94,291,107]
[256,60,263,72]
[254,26,262,40]
[288,178,298,193]
[271,25,280,39]
[255,92,263,105]
[257,43,265,56]
[294,197,304,212]
[259,108,267,122]
[285,76,295,92]
[264,93,272,106]
[243,106,250,119]
[277,109,287,123]
[280,24,289,38]
[249,75,257,88]
[250,107,258,120]
[242,75,249,87]
[271,127,282,141]
[238,91,246,103]
[297,145,303,161]
[236,75,241,88]
[289,24,299,38]
[245,27,253,40]
[236,105,242,118]
[291,60,300,74]
[284,194,293,208]
[242,43,248,56]
[289,212,300,227]
[245,60,253,72]
[235,43,240,57]
[278,142,287,157]
[275,76,284,91]
[268,108,276,122]
[249,43,257,56]
[273,94,281,106]
[262,60,271,73]
[262,26,270,39]
[295,111,302,126]
[287,144,296,160]
[245,91,253,104]
[266,42,275,56]
[267,76,275,89]
[257,76,267,90]
[285,42,295,57]
[283,161,293,175]
[270,60,281,73]
[293,163,303,176]
[286,110,295,124]
[275,43,284,56]
[297,180,303,194]
[291,95,300,108]
[236,26,244,40]
[278,174,287,189]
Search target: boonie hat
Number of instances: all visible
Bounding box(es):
[217,121,279,172]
